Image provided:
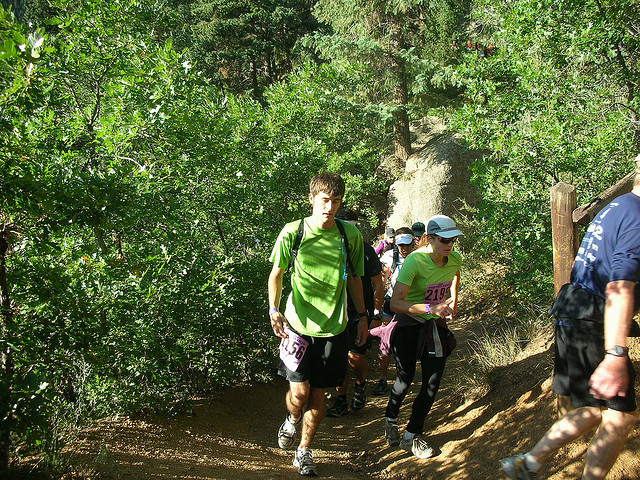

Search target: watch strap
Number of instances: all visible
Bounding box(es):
[605,345,628,357]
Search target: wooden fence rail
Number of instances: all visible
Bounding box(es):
[550,172,635,294]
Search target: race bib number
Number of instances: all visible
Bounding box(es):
[279,329,309,371]
[424,281,452,305]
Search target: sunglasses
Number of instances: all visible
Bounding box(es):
[434,235,457,244]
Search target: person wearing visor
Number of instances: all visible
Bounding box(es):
[379,215,463,459]
[374,228,416,396]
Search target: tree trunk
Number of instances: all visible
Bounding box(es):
[265,49,273,86]
[250,57,259,98]
[388,17,411,163]
[0,225,13,471]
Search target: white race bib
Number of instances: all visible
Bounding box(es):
[279,329,309,371]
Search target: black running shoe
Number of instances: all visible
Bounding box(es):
[326,396,348,417]
[373,378,388,396]
[351,382,366,410]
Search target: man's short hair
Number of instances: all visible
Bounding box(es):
[309,172,345,197]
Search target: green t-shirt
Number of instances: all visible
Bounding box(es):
[396,246,462,321]
[270,217,365,337]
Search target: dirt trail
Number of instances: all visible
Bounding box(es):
[63,311,640,480]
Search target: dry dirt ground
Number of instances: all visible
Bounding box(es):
[61,311,640,480]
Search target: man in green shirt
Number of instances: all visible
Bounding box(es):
[268,172,367,476]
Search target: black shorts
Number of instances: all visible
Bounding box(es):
[552,318,636,412]
[347,319,372,355]
[278,327,349,389]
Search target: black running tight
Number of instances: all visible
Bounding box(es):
[384,323,447,435]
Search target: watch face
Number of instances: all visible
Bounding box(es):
[608,346,627,356]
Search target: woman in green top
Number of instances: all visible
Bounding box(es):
[384,215,463,459]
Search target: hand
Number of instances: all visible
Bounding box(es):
[356,317,368,346]
[589,355,629,400]
[431,299,454,319]
[270,312,289,339]
[369,313,382,329]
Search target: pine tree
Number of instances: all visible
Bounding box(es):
[190,0,320,98]
[312,0,469,162]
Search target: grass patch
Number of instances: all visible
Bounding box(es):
[450,255,554,403]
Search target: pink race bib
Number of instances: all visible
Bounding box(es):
[424,281,452,305]
[279,329,309,371]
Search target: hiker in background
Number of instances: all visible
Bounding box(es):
[379,215,463,459]
[375,227,396,256]
[326,209,384,417]
[267,172,367,476]
[411,221,425,243]
[372,227,416,396]
[499,155,640,480]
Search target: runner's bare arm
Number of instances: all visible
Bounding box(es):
[589,280,634,400]
[371,272,384,314]
[390,281,453,319]
[450,270,461,316]
[347,274,368,346]
[268,264,289,338]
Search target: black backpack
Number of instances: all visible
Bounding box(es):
[287,218,355,277]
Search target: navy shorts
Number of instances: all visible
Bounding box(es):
[552,318,636,412]
[278,327,349,389]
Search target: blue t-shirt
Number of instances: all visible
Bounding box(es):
[571,192,640,298]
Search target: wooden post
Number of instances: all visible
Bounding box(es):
[572,171,635,225]
[550,182,578,294]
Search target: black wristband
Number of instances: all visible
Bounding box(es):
[358,311,368,318]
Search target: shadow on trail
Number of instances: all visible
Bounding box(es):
[62,327,640,480]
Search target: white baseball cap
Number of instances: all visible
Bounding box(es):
[426,215,464,238]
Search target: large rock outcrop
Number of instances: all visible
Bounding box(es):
[386,117,482,231]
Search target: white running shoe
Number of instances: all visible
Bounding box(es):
[277,414,300,450]
[399,435,435,459]
[293,447,317,476]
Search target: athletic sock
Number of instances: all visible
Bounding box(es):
[402,431,416,441]
[289,413,300,423]
[524,453,541,473]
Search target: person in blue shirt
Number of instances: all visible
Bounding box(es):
[500,156,640,480]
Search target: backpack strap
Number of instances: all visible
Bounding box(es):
[335,219,355,277]
[287,219,305,272]
[288,218,355,277]
[391,247,399,273]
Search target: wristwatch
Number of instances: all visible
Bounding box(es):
[605,345,629,357]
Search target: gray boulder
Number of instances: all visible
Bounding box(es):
[386,118,481,231]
